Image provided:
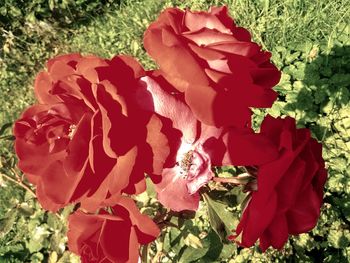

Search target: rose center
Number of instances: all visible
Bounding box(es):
[178,145,210,181]
[176,143,213,195]
[179,150,194,176]
[68,124,76,140]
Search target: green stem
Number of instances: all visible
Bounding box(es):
[141,244,149,263]
[1,172,36,197]
[212,173,251,185]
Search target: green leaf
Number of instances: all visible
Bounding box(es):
[203,193,237,242]
[179,244,208,263]
[0,209,18,238]
[180,230,223,263]
[26,239,43,253]
[202,231,223,261]
[0,122,12,136]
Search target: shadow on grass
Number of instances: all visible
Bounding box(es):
[0,1,122,32]
[285,45,350,141]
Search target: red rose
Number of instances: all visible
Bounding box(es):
[231,115,327,251]
[14,54,168,212]
[68,196,160,263]
[144,6,281,127]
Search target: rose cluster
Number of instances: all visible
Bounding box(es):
[13,6,327,262]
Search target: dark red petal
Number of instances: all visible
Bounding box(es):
[209,6,239,35]
[232,27,252,42]
[298,143,320,193]
[240,191,277,247]
[111,55,145,79]
[213,92,253,127]
[36,181,65,212]
[275,158,306,211]
[100,220,132,262]
[228,129,279,166]
[94,82,138,157]
[245,84,278,108]
[260,214,289,251]
[64,113,91,176]
[250,67,281,88]
[114,197,160,243]
[287,186,321,234]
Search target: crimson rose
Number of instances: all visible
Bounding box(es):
[144,6,280,127]
[14,54,168,211]
[231,115,327,251]
[68,196,160,263]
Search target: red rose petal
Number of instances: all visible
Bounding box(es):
[144,27,209,89]
[184,9,231,33]
[184,84,217,126]
[183,28,235,46]
[67,211,104,254]
[47,53,81,71]
[260,214,289,251]
[228,129,279,166]
[100,220,132,262]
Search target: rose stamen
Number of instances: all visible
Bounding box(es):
[68,124,76,140]
[179,150,194,178]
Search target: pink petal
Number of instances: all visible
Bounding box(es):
[156,167,200,211]
[140,76,198,143]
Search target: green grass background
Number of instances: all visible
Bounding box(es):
[0,0,349,262]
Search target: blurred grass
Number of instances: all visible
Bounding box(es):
[0,0,349,262]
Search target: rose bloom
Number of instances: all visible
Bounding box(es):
[231,115,327,251]
[137,73,278,212]
[68,196,160,263]
[144,6,281,127]
[14,54,169,212]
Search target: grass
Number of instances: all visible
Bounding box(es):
[0,0,349,262]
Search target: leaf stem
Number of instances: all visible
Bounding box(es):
[1,172,36,197]
[140,244,149,263]
[212,173,251,185]
[151,230,165,263]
